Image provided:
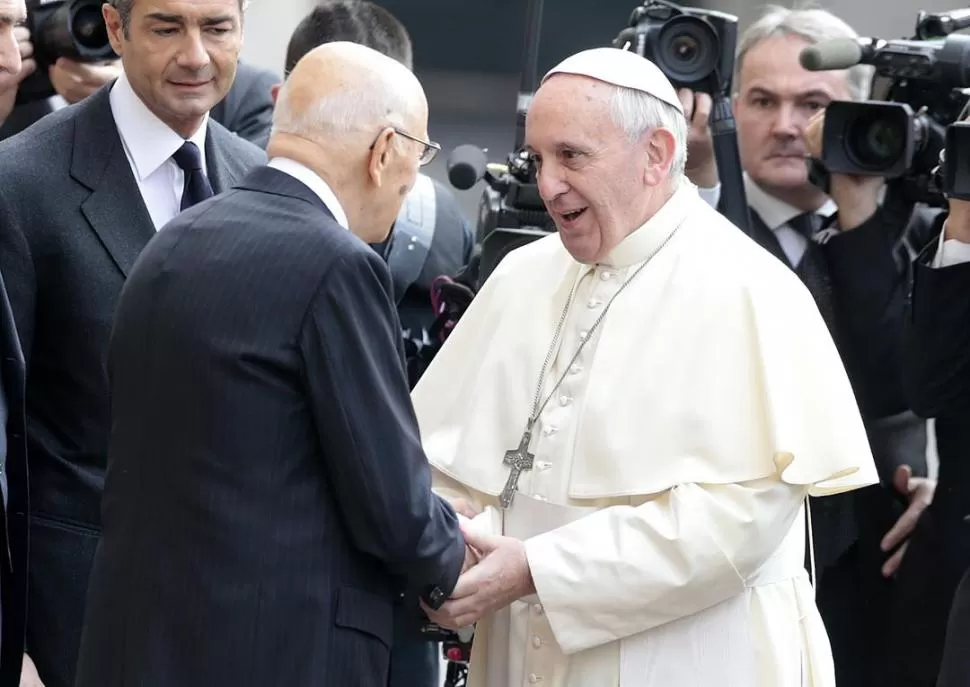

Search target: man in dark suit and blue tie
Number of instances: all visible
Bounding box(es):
[0,0,265,684]
[74,40,470,687]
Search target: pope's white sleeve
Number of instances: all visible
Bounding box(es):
[524,478,807,655]
[431,468,503,537]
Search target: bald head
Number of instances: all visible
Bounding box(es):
[273,41,426,142]
[269,41,432,245]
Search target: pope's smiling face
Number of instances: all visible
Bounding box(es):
[526,74,677,264]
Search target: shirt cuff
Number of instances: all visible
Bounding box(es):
[696,183,721,210]
[934,227,970,267]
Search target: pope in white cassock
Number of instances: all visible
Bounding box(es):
[416,47,878,687]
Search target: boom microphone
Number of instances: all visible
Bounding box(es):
[446,144,489,190]
[799,38,865,71]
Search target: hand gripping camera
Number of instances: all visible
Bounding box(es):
[17,0,117,105]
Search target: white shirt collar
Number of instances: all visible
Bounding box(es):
[267,157,350,231]
[600,182,695,268]
[743,173,837,230]
[109,72,209,182]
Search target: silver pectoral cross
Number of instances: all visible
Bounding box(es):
[499,428,535,509]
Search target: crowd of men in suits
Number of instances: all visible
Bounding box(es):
[0,0,966,685]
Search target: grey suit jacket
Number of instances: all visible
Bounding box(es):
[0,83,265,687]
[209,62,279,149]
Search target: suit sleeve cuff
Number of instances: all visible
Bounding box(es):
[421,524,466,611]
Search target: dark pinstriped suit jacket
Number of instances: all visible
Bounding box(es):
[73,167,466,687]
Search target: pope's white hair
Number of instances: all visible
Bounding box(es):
[737,6,873,101]
[608,84,688,184]
[271,69,414,140]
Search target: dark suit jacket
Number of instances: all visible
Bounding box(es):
[73,166,466,687]
[0,85,265,687]
[903,236,970,685]
[0,274,27,687]
[209,62,279,148]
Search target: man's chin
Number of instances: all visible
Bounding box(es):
[754,168,811,192]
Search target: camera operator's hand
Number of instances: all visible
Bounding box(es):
[49,58,121,105]
[678,89,719,189]
[0,26,37,127]
[803,110,883,231]
[880,464,935,578]
[944,197,970,243]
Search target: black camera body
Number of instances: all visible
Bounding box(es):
[614,0,738,98]
[17,0,116,105]
[472,151,554,286]
[811,11,970,206]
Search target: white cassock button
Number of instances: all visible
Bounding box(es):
[535,461,552,471]
[532,636,543,648]
[569,363,582,375]
[528,674,541,684]
[534,604,544,615]
[600,271,614,281]
[578,330,588,341]
[542,424,558,435]
[559,395,572,406]
[587,298,601,308]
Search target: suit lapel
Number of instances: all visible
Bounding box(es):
[71,87,155,278]
[748,209,794,269]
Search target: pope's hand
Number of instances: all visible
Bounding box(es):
[450,497,480,520]
[462,541,480,574]
[424,526,534,630]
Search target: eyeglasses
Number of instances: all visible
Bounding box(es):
[371,127,441,166]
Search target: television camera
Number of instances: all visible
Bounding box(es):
[800,9,970,206]
[17,0,117,105]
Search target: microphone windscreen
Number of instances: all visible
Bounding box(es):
[447,145,489,190]
[799,38,864,71]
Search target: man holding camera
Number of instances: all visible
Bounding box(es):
[0,1,265,686]
[681,7,937,685]
[903,149,970,686]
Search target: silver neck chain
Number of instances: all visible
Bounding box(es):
[527,223,681,426]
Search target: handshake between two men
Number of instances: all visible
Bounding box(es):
[422,499,535,632]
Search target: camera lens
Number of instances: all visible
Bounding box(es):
[70,3,108,50]
[671,34,699,62]
[656,16,719,84]
[847,112,906,171]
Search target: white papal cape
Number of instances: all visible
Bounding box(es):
[412,183,878,687]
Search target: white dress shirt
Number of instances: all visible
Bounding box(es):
[267,157,350,231]
[109,73,210,231]
[934,230,970,267]
[697,176,836,266]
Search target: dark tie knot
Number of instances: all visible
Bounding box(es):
[788,211,822,240]
[172,141,204,172]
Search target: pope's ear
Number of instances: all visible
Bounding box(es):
[643,128,677,186]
